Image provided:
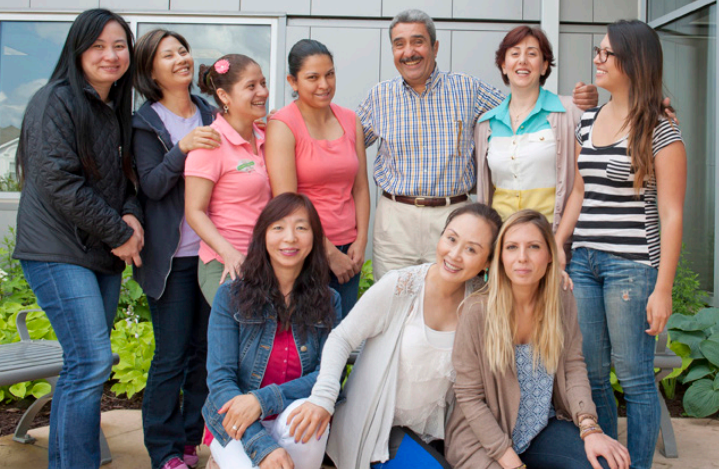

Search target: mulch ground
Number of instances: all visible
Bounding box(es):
[0,382,143,437]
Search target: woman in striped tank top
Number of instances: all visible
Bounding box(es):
[554,20,686,469]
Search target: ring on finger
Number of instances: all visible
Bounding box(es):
[232,424,238,431]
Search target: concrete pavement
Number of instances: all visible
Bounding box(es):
[0,410,717,468]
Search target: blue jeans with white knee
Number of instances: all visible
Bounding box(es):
[569,248,660,469]
[20,260,122,469]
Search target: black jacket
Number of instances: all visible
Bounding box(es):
[131,96,215,299]
[13,81,142,274]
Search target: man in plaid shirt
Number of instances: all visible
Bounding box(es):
[358,9,597,278]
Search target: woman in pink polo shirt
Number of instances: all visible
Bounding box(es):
[266,39,370,317]
[185,54,272,305]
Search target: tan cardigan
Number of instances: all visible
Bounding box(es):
[445,289,597,469]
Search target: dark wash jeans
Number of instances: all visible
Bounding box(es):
[20,260,121,469]
[521,418,610,469]
[329,242,361,319]
[142,256,210,469]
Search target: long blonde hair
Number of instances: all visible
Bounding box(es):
[483,210,564,374]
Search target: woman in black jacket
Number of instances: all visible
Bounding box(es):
[132,29,221,469]
[13,9,143,469]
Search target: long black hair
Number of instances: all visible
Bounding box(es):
[19,9,135,183]
[231,193,335,334]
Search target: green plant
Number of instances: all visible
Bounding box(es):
[672,245,706,317]
[358,259,374,298]
[0,229,53,402]
[0,231,155,401]
[110,311,155,398]
[667,307,719,417]
[116,266,151,323]
[0,174,21,192]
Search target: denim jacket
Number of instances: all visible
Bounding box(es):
[203,281,341,466]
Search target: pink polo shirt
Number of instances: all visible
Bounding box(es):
[271,102,358,246]
[185,115,271,264]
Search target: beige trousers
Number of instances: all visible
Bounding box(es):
[372,196,470,279]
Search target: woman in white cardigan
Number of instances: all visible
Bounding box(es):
[286,203,503,469]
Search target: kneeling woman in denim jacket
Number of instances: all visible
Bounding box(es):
[203,193,341,469]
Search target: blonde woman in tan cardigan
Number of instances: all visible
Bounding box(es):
[446,210,629,469]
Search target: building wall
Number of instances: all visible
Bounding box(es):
[0,0,639,244]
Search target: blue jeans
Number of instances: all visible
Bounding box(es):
[142,256,210,468]
[569,248,660,469]
[521,418,610,469]
[20,260,122,469]
[329,243,361,319]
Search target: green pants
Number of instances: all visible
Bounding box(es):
[197,259,226,306]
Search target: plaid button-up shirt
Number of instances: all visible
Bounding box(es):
[357,67,504,197]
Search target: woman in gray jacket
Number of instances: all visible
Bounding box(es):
[132,29,221,469]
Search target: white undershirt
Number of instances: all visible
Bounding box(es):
[393,283,455,442]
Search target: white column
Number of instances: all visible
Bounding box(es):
[540,0,560,93]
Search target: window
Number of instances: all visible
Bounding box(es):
[655,4,717,295]
[135,20,273,108]
[0,13,282,191]
[0,20,71,188]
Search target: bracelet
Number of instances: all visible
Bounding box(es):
[580,426,604,440]
[512,465,527,469]
[578,414,597,426]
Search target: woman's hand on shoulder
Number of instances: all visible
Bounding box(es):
[584,433,630,469]
[111,214,144,266]
[286,401,331,444]
[219,247,246,283]
[259,448,294,469]
[178,126,221,154]
[218,393,262,440]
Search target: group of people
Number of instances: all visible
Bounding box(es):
[11,5,685,469]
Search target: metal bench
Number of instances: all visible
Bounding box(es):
[654,328,682,458]
[0,309,117,465]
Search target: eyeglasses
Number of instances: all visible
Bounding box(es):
[593,46,616,64]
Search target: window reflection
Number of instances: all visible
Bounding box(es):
[135,22,272,108]
[0,21,71,184]
[657,5,716,293]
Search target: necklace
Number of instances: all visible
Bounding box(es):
[510,101,535,125]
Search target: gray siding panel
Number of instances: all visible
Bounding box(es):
[453,0,522,21]
[100,0,169,10]
[242,0,309,15]
[593,0,638,22]
[451,30,508,93]
[560,0,592,22]
[310,26,381,109]
[31,0,97,7]
[0,0,29,7]
[171,0,238,10]
[523,0,540,21]
[381,0,452,19]
[558,32,593,97]
[311,0,381,17]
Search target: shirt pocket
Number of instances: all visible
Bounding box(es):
[605,158,632,182]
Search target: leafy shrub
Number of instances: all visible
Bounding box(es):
[0,174,21,192]
[667,307,719,417]
[672,245,707,317]
[358,259,374,298]
[110,310,155,399]
[0,229,154,401]
[0,229,52,403]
